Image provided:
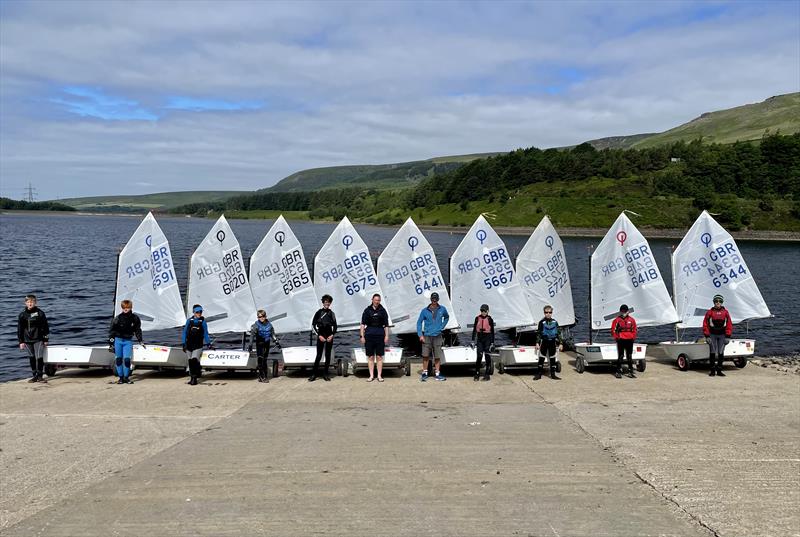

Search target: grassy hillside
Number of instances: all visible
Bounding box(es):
[265,153,501,193]
[631,93,800,148]
[58,190,246,211]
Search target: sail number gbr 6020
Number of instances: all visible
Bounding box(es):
[457,248,513,290]
[195,249,247,295]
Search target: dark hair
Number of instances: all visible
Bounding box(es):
[25,294,37,301]
[322,294,333,303]
[372,294,381,299]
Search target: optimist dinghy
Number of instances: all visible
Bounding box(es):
[188,215,257,371]
[575,212,678,373]
[375,218,457,375]
[448,215,535,367]
[500,215,575,373]
[45,213,185,374]
[249,216,321,376]
[660,211,771,370]
[303,217,388,374]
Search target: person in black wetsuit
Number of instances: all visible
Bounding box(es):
[182,305,212,385]
[534,305,562,381]
[108,299,144,384]
[248,309,276,383]
[360,294,390,382]
[310,295,337,382]
[471,304,495,381]
[17,294,50,383]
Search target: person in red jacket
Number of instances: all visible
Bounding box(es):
[610,304,637,379]
[703,294,733,377]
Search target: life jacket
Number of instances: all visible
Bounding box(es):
[185,317,206,349]
[475,315,491,333]
[540,319,559,340]
[256,320,272,342]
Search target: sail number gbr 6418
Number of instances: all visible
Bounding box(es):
[196,249,247,295]
[600,245,661,288]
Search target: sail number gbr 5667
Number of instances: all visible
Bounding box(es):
[196,249,247,295]
[457,248,513,290]
[321,250,377,296]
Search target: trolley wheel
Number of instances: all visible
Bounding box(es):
[676,354,690,371]
[404,359,411,376]
[45,363,57,377]
[555,361,562,374]
[636,359,646,373]
[272,361,280,378]
[575,356,585,374]
[734,357,748,369]
[498,362,505,374]
[336,360,344,377]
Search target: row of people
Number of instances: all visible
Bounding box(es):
[17,293,736,383]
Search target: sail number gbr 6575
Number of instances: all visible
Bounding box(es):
[457,248,513,290]
[196,249,247,295]
[321,250,377,296]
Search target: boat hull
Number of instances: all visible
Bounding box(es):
[351,347,406,375]
[497,345,560,372]
[200,349,257,371]
[132,345,188,369]
[575,342,647,373]
[441,346,476,365]
[659,339,755,370]
[44,345,115,368]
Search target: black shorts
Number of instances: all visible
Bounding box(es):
[365,335,385,357]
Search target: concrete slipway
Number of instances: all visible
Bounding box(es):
[0,355,797,537]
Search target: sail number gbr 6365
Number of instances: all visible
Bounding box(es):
[254,249,311,296]
[457,248,513,290]
[196,249,247,295]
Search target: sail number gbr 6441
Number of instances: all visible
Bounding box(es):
[196,249,246,295]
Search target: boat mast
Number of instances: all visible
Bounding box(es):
[587,244,593,344]
[671,245,679,343]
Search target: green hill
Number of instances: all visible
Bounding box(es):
[57,191,246,212]
[264,153,502,193]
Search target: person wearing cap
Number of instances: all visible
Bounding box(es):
[310,294,337,381]
[248,309,277,383]
[471,304,495,381]
[610,304,637,379]
[534,305,562,381]
[703,294,733,377]
[416,292,450,381]
[360,294,390,382]
[182,304,212,386]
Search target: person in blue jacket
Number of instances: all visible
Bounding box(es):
[416,292,449,382]
[182,304,212,386]
[248,309,277,383]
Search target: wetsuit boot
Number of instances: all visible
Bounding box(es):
[550,357,561,380]
[483,356,491,381]
[716,353,726,376]
[708,352,716,376]
[534,358,543,380]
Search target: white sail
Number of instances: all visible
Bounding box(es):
[450,215,534,331]
[377,218,458,334]
[249,215,318,334]
[313,216,386,332]
[516,215,576,326]
[591,212,678,329]
[114,212,185,330]
[673,211,770,327]
[187,215,256,334]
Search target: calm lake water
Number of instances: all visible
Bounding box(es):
[1,212,796,381]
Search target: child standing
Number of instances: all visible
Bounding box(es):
[471,304,495,381]
[109,299,144,384]
[534,305,562,380]
[183,305,212,386]
[249,309,276,383]
[17,294,50,383]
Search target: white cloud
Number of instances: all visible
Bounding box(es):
[0,0,798,198]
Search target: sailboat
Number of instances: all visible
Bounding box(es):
[375,217,458,376]
[660,211,771,370]
[187,215,258,371]
[499,215,575,373]
[447,215,535,367]
[249,215,322,376]
[574,212,678,372]
[45,213,185,374]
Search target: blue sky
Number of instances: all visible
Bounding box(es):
[0,0,798,199]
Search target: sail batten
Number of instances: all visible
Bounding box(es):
[187,215,256,334]
[249,215,318,334]
[377,218,458,333]
[673,211,770,327]
[591,213,678,329]
[115,212,185,331]
[450,215,534,331]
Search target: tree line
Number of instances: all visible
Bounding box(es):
[171,133,800,223]
[0,198,76,211]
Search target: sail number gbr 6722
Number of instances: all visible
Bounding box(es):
[457,248,513,290]
[196,249,247,295]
